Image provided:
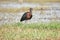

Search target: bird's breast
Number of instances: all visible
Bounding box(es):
[26,13,32,19]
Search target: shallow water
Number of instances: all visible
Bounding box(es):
[0,2,60,24]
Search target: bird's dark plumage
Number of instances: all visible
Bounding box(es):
[20,12,32,21]
[20,8,33,22]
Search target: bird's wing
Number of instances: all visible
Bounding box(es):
[20,13,27,21]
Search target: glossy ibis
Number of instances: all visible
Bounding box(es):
[20,8,33,22]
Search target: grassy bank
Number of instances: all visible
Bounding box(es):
[0,0,60,4]
[0,21,60,40]
[24,0,60,3]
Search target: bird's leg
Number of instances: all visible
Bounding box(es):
[27,20,29,24]
[25,20,29,24]
[27,20,30,24]
[25,20,27,23]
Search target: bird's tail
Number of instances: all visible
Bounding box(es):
[20,19,22,22]
[20,19,24,22]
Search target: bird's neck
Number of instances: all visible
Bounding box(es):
[30,9,32,14]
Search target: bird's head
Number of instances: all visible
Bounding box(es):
[30,8,33,10]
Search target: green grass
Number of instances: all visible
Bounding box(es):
[4,21,60,29]
[0,21,60,40]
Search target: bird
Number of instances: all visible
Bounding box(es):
[20,8,33,22]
